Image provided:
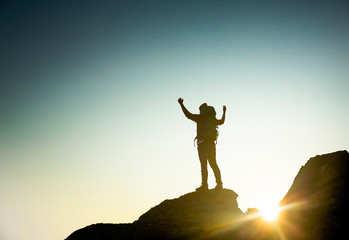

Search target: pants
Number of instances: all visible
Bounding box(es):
[197,141,222,186]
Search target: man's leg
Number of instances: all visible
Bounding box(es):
[207,142,223,188]
[197,143,208,189]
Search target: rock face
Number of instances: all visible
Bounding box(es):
[65,224,132,240]
[66,150,349,240]
[279,150,349,240]
[66,189,244,240]
[133,189,243,239]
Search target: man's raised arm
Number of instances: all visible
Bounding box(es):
[217,105,226,125]
[178,98,199,122]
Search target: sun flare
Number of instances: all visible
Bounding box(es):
[259,205,279,221]
[257,196,280,221]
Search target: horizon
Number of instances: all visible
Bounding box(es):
[1,1,349,240]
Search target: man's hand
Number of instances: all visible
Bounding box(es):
[178,98,184,104]
[223,105,227,112]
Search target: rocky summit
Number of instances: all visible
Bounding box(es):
[132,189,243,239]
[66,189,243,240]
[66,150,349,240]
[66,189,245,240]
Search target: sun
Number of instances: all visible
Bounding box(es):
[259,204,279,221]
[257,196,280,221]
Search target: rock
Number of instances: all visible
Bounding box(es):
[65,223,132,240]
[132,189,243,239]
[66,189,244,240]
[279,150,349,240]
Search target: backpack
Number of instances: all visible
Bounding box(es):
[199,106,219,142]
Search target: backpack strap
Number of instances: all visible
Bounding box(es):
[194,136,209,147]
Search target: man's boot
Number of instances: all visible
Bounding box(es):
[196,184,208,192]
[214,181,223,190]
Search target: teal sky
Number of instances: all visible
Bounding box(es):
[1,1,349,240]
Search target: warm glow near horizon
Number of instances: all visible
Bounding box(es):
[257,195,280,221]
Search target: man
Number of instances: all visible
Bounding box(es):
[178,98,226,191]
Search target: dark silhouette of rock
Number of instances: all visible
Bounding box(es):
[279,150,349,240]
[66,189,244,240]
[65,223,132,240]
[66,150,349,240]
[133,189,243,239]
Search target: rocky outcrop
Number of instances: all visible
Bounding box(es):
[66,150,349,240]
[65,224,132,240]
[278,150,349,240]
[66,189,244,240]
[132,189,243,239]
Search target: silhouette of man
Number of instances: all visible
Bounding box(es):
[178,98,226,191]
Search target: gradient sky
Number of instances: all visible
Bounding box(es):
[1,1,349,240]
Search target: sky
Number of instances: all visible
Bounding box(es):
[1,0,349,240]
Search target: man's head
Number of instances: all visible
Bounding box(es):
[199,103,208,113]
